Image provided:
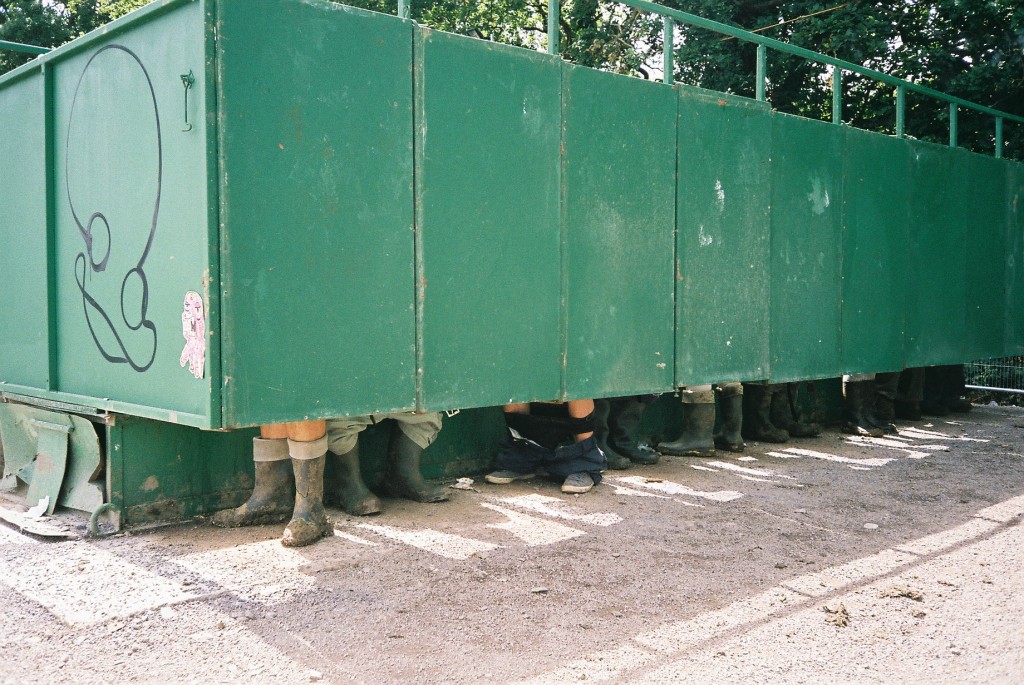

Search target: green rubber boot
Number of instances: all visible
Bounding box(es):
[383,429,449,503]
[742,384,789,443]
[595,399,631,470]
[212,438,294,528]
[770,383,821,438]
[658,402,716,457]
[713,393,745,452]
[608,397,658,465]
[326,443,383,516]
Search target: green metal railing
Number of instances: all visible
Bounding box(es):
[0,39,50,55]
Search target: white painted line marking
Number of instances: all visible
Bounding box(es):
[607,484,676,500]
[332,529,378,545]
[772,448,894,467]
[704,460,796,480]
[782,549,918,597]
[974,494,1024,522]
[689,465,717,472]
[612,477,743,502]
[894,517,1001,556]
[898,427,989,442]
[737,456,758,462]
[356,523,498,560]
[481,504,585,546]
[497,494,623,526]
[176,540,315,606]
[0,542,196,626]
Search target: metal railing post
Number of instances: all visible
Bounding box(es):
[663,17,674,85]
[995,117,1004,159]
[397,0,409,19]
[832,67,842,124]
[896,85,905,138]
[755,44,766,102]
[548,0,559,54]
[949,103,958,147]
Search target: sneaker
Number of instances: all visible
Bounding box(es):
[560,472,595,494]
[485,470,535,485]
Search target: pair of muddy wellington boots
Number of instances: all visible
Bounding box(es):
[770,383,822,438]
[212,436,332,548]
[658,393,744,457]
[842,380,894,438]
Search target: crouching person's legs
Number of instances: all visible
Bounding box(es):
[547,400,606,495]
[281,420,332,548]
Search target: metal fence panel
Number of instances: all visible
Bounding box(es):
[1007,163,1024,355]
[769,113,844,381]
[52,2,212,421]
[0,74,50,389]
[841,127,910,374]
[217,1,416,425]
[416,30,562,409]
[563,65,676,399]
[905,141,968,367]
[963,152,1008,360]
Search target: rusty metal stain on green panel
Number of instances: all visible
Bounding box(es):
[769,114,844,382]
[417,30,562,409]
[963,152,1007,360]
[841,127,910,374]
[677,90,771,385]
[0,75,50,388]
[218,2,415,426]
[563,65,675,399]
[1007,163,1024,354]
[905,142,967,367]
[52,2,213,422]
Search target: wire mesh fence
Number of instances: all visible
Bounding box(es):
[965,357,1024,405]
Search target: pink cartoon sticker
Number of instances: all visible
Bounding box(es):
[179,291,205,379]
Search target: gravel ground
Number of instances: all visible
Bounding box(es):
[1,405,1022,684]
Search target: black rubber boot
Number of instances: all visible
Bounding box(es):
[713,394,745,452]
[742,384,789,443]
[874,372,900,424]
[608,397,658,465]
[383,429,448,503]
[658,402,716,457]
[282,454,332,547]
[594,399,631,470]
[770,383,821,438]
[326,444,383,516]
[212,438,295,528]
[842,381,885,438]
[894,399,923,421]
[864,379,898,434]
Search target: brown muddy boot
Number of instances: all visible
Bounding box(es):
[281,437,332,548]
[326,443,383,516]
[212,438,294,528]
[382,428,448,503]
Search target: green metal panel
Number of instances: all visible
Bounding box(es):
[562,65,676,399]
[51,2,213,424]
[963,152,1007,360]
[769,113,844,381]
[217,1,416,426]
[416,30,562,409]
[676,88,772,385]
[1007,163,1024,354]
[0,73,50,389]
[905,141,967,367]
[841,127,910,374]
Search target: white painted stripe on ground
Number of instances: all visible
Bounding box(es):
[782,549,918,597]
[356,523,498,559]
[737,456,758,462]
[481,504,585,546]
[772,448,894,467]
[843,435,934,459]
[899,427,989,442]
[894,517,1002,556]
[332,529,378,545]
[607,483,678,501]
[175,539,315,606]
[973,494,1024,522]
[847,435,948,451]
[0,541,195,626]
[497,494,623,526]
[612,477,743,502]
[705,460,796,479]
[688,465,717,472]
[518,492,1024,684]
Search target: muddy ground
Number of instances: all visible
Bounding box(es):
[1,405,1023,684]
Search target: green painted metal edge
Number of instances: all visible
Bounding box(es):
[0,39,50,55]
[0,383,211,428]
[204,0,223,429]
